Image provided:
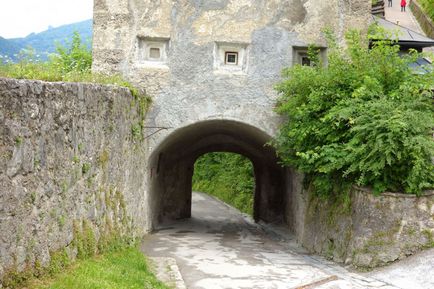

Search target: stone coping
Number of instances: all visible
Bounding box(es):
[354,186,434,198]
[0,77,132,92]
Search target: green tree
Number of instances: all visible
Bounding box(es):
[273,28,434,196]
[50,31,92,74]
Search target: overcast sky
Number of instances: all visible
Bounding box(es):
[0,0,93,39]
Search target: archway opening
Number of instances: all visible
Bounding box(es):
[147,120,290,229]
[192,152,255,216]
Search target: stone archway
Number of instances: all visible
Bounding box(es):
[147,120,289,229]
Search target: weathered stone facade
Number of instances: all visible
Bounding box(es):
[92,0,371,228]
[0,78,149,281]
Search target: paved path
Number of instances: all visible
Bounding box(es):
[384,0,424,33]
[365,248,434,289]
[141,192,397,289]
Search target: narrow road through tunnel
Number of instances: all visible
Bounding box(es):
[147,120,290,229]
[141,192,387,289]
[192,152,255,216]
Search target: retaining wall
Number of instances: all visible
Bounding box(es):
[289,172,434,269]
[0,78,149,282]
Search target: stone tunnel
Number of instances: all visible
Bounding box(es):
[147,119,288,228]
[90,0,371,230]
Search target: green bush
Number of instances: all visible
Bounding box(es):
[0,32,91,81]
[273,28,434,196]
[50,31,92,74]
[192,153,255,215]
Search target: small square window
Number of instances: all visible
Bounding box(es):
[301,55,311,66]
[214,43,248,73]
[149,47,161,60]
[225,52,238,65]
[293,47,326,67]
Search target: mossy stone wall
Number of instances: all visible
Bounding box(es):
[0,78,149,285]
[289,175,434,269]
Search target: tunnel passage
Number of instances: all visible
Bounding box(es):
[147,120,289,229]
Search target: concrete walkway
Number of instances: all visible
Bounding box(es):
[142,192,398,289]
[365,248,434,289]
[384,0,425,33]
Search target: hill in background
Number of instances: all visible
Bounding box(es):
[0,19,92,62]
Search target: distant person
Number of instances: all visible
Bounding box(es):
[388,0,393,7]
[401,0,406,11]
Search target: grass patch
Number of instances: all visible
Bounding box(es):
[27,247,169,289]
[192,152,254,215]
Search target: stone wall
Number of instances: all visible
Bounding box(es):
[288,174,434,269]
[0,78,149,281]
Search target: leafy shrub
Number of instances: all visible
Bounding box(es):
[0,32,91,81]
[192,152,255,215]
[50,31,92,74]
[273,28,434,196]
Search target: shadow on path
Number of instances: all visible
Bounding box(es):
[141,192,398,289]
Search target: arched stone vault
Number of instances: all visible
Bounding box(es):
[147,120,288,229]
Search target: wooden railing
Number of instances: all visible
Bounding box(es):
[372,0,385,18]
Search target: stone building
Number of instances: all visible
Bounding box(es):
[92,0,371,230]
[2,2,434,280]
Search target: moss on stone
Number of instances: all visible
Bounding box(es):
[72,155,80,164]
[98,149,109,168]
[47,249,70,275]
[2,183,136,288]
[422,229,434,248]
[1,248,71,289]
[15,136,23,146]
[81,162,91,174]
[1,265,34,289]
[73,219,97,260]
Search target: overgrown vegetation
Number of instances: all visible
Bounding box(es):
[0,32,90,81]
[27,248,169,289]
[0,31,151,140]
[0,32,149,102]
[0,19,92,62]
[192,152,255,215]
[417,0,434,22]
[273,28,433,196]
[6,207,165,289]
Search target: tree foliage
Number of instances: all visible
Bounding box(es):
[192,152,255,215]
[273,28,434,196]
[0,31,92,80]
[50,31,92,74]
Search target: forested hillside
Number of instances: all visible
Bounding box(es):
[0,19,92,61]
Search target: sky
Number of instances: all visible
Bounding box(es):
[0,0,93,39]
